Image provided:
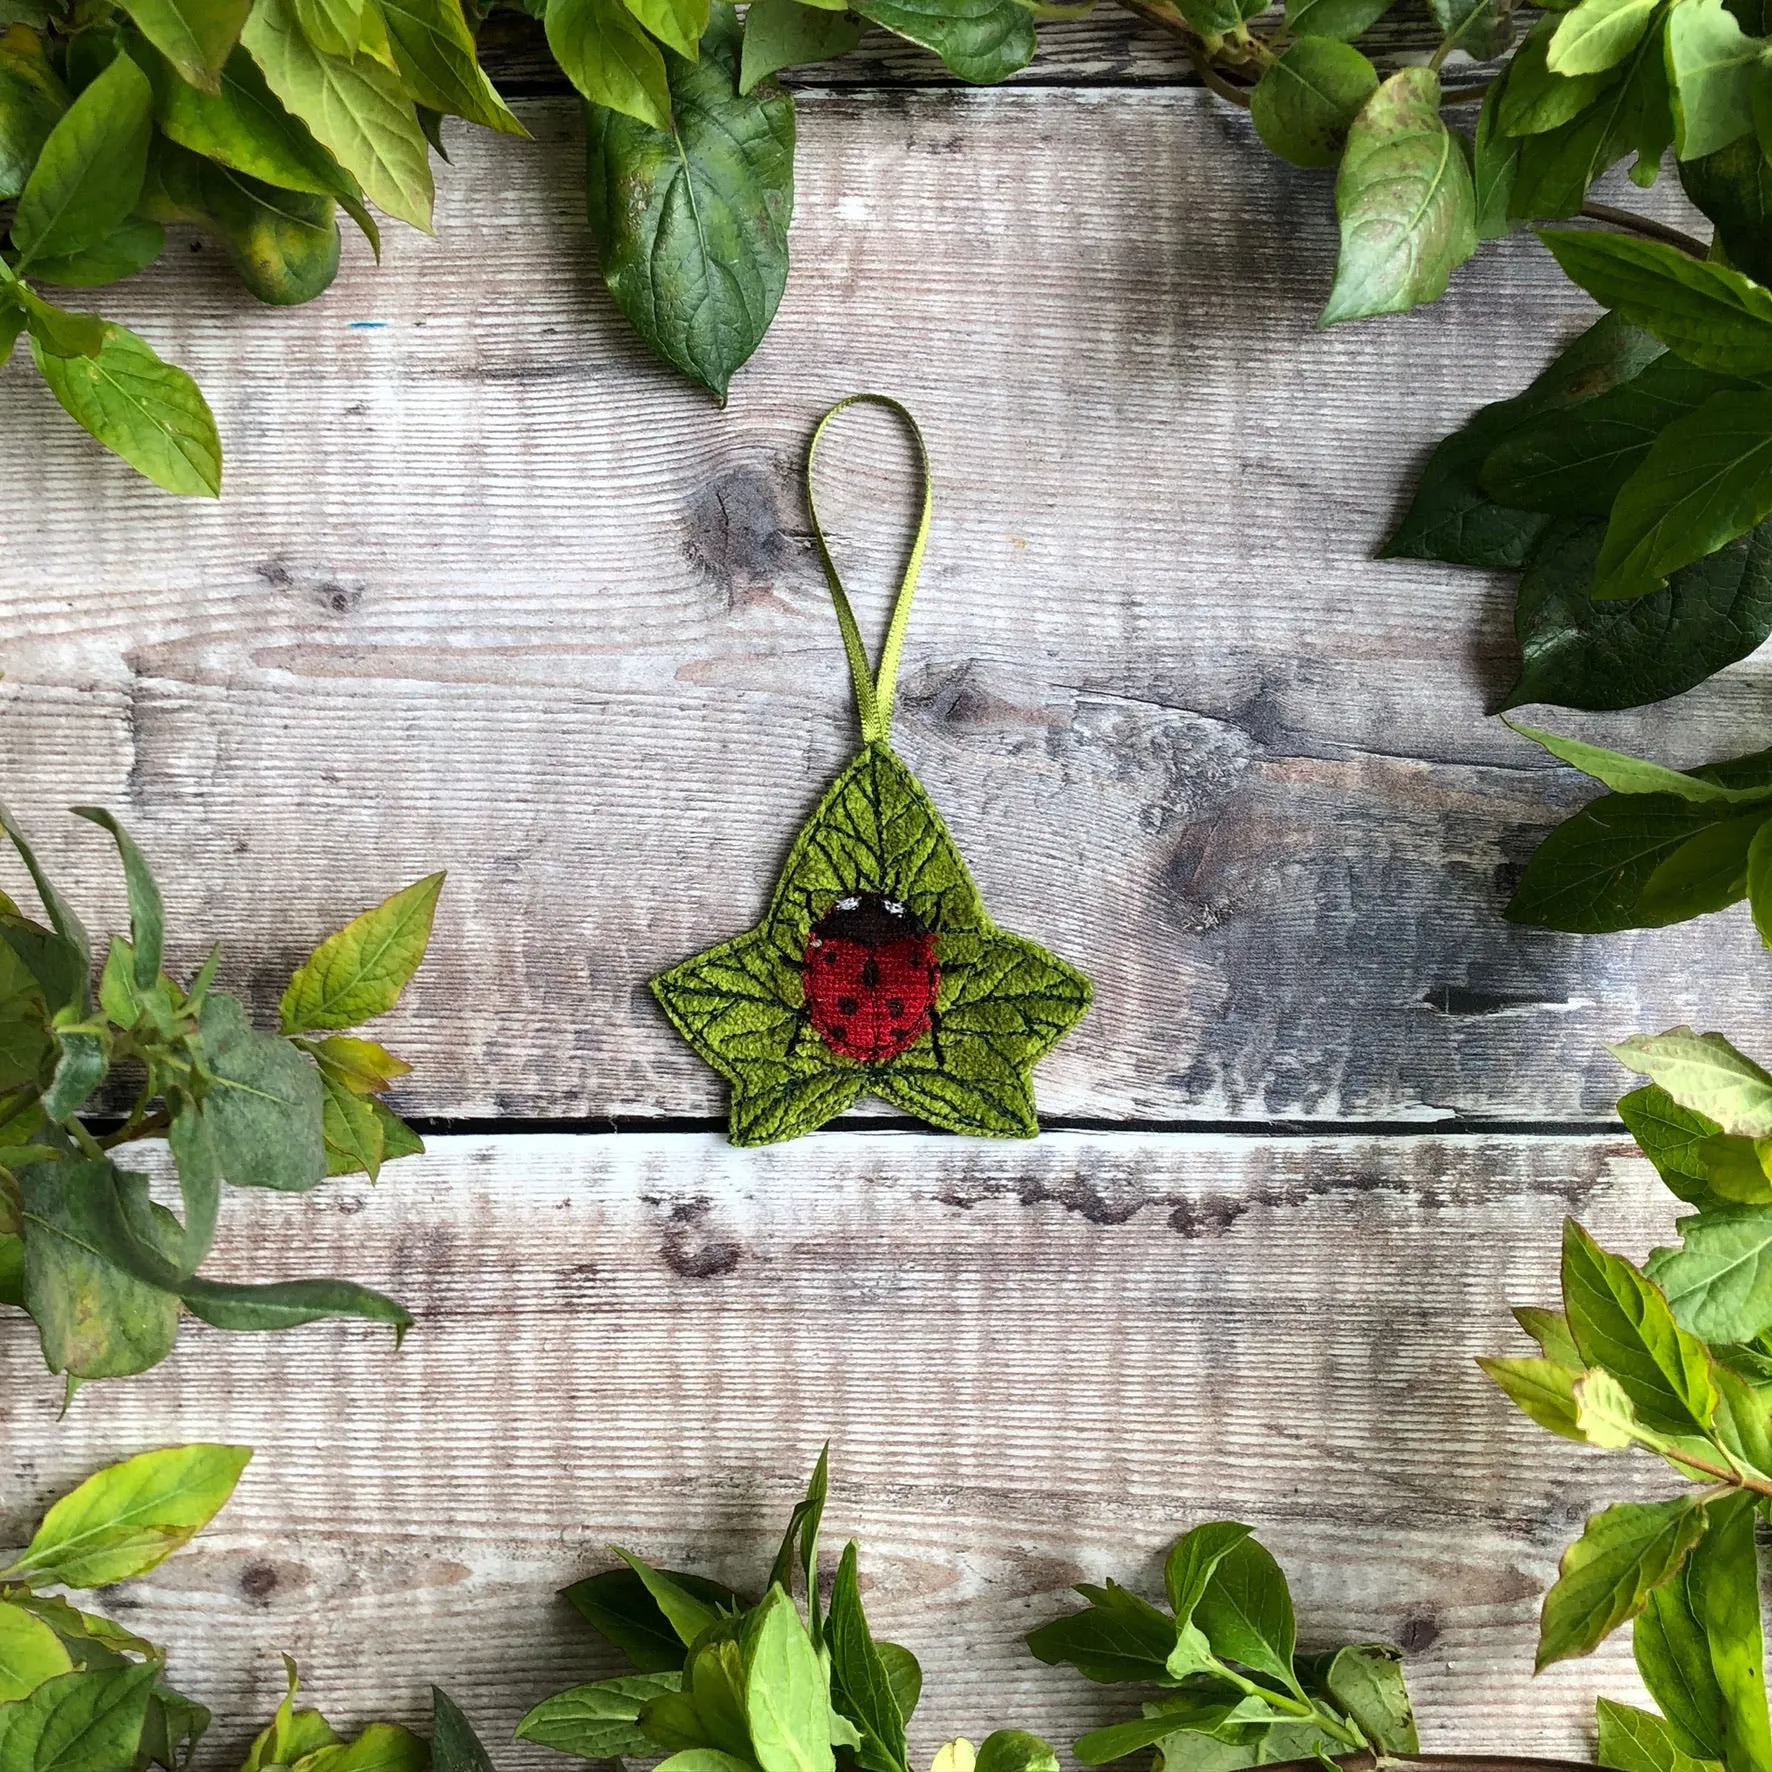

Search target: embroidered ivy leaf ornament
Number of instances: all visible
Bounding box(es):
[653,394,1091,1146]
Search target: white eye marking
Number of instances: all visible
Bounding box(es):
[835,895,860,911]
[884,900,905,916]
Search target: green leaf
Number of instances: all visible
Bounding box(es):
[137,1684,211,1772]
[0,1606,73,1706]
[381,0,523,133]
[11,52,152,266]
[1321,1644,1417,1754]
[1478,1354,1585,1438]
[1648,1206,1772,1338]
[1025,1582,1178,1685]
[241,0,432,228]
[620,0,709,59]
[1502,515,1772,713]
[118,0,253,90]
[767,1446,828,1626]
[178,1272,411,1334]
[852,0,1032,82]
[1502,16,1619,133]
[828,1543,907,1772]
[1250,38,1376,168]
[1597,1698,1722,1772]
[31,323,220,496]
[1320,67,1475,323]
[1682,132,1772,283]
[279,873,444,1032]
[40,1026,108,1122]
[1541,228,1772,376]
[429,1693,494,1772]
[1550,0,1658,72]
[1681,1492,1772,1772]
[1472,73,1519,237]
[739,0,862,94]
[0,1665,158,1772]
[4,1445,250,1588]
[318,1067,385,1178]
[1192,1535,1299,1692]
[583,3,792,398]
[0,26,68,202]
[972,1735,1058,1772]
[1634,811,1766,924]
[368,1097,422,1163]
[240,1661,338,1772]
[69,809,162,987]
[1430,0,1511,57]
[516,1675,682,1761]
[546,0,670,126]
[1382,313,1662,566]
[614,1550,727,1649]
[25,220,166,288]
[194,992,327,1190]
[1623,1083,1735,1201]
[1516,1304,1584,1365]
[1483,353,1745,517]
[1163,1523,1253,1628]
[563,1566,747,1672]
[17,289,105,360]
[1588,390,1772,600]
[1637,1563,1729,1761]
[1669,0,1762,159]
[1509,721,1772,803]
[1538,1496,1709,1668]
[293,0,366,60]
[743,1589,832,1772]
[1284,0,1393,37]
[1613,1029,1772,1134]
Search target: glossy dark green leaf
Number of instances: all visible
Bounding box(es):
[1321,67,1476,323]
[0,25,68,200]
[1250,38,1376,168]
[10,52,151,266]
[1472,72,1519,236]
[828,1542,908,1772]
[854,0,1032,81]
[1025,1581,1178,1684]
[430,1691,495,1772]
[1634,810,1766,922]
[1429,0,1511,61]
[1382,313,1663,566]
[740,0,862,95]
[585,5,792,400]
[563,1566,748,1672]
[1683,133,1772,284]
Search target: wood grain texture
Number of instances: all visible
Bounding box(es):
[0,1131,1689,1767]
[0,96,1746,1124]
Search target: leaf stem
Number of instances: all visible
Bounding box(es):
[1111,0,1258,104]
[67,1117,106,1161]
[1578,201,1709,260]
[98,1109,170,1150]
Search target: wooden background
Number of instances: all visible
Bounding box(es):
[1,22,1761,1771]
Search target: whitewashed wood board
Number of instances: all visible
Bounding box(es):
[0,94,1753,1124]
[1,1131,1685,1767]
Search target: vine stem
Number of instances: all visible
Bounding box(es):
[1579,201,1709,259]
[1111,0,1258,104]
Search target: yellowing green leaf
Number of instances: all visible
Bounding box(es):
[1549,0,1658,75]
[546,0,671,128]
[0,1603,73,1704]
[1613,1029,1772,1135]
[280,873,444,1032]
[119,0,253,90]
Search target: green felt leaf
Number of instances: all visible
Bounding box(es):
[583,4,791,398]
[1478,1354,1585,1439]
[1503,516,1772,713]
[0,1607,73,1706]
[622,0,709,60]
[1483,354,1745,516]
[143,139,343,306]
[1613,1029,1772,1135]
[1560,1218,1717,1434]
[39,1026,107,1122]
[1025,1581,1179,1685]
[563,1566,748,1672]
[828,1543,908,1772]
[193,992,327,1190]
[430,1693,495,1772]
[740,0,862,95]
[1669,0,1762,159]
[653,742,1088,1145]
[1502,16,1619,133]
[1320,67,1475,323]
[1648,1207,1772,1339]
[1382,313,1663,566]
[744,1587,833,1772]
[1549,0,1658,73]
[517,1675,683,1761]
[1538,1496,1709,1668]
[0,1664,158,1772]
[25,220,165,288]
[280,873,443,1032]
[31,322,220,496]
[11,52,151,267]
[118,0,252,89]
[4,1444,250,1588]
[382,0,523,132]
[241,0,433,228]
[1284,0,1393,39]
[1250,39,1376,168]
[1597,1698,1722,1772]
[0,26,67,201]
[852,0,1032,82]
[547,0,671,127]
[1589,389,1772,600]
[1541,227,1772,376]
[1683,133,1772,284]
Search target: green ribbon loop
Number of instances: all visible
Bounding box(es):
[806,393,933,748]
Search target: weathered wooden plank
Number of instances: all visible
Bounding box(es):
[0,95,1739,1124]
[0,1131,1677,1766]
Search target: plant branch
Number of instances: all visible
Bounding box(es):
[97,1109,170,1150]
[1579,201,1709,260]
[1111,0,1258,104]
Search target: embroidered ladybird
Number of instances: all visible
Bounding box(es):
[802,892,940,1065]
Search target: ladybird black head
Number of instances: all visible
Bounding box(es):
[809,891,925,948]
